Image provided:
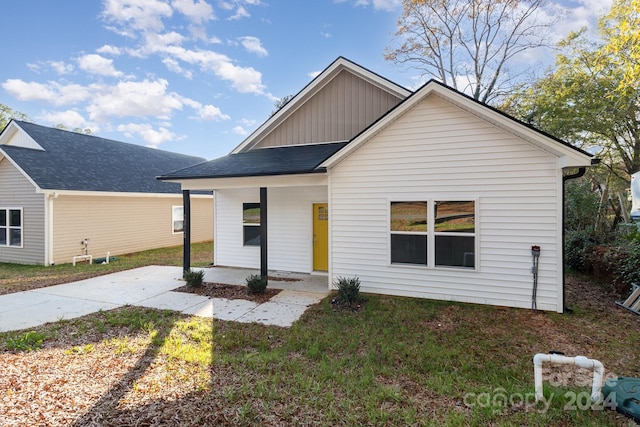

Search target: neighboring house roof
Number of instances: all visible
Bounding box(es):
[0,120,207,194]
[160,142,348,179]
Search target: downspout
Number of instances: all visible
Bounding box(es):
[45,192,59,266]
[562,167,587,313]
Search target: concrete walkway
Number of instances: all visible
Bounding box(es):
[0,266,330,333]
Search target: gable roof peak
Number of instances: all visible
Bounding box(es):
[230,56,411,154]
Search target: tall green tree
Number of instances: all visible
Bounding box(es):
[385,0,555,104]
[0,104,29,130]
[503,0,640,182]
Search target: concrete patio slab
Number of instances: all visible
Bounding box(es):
[270,289,327,306]
[237,301,311,327]
[136,291,210,313]
[209,298,259,322]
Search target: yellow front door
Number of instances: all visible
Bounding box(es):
[313,203,329,271]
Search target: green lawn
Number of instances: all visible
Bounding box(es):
[0,241,213,295]
[1,270,637,425]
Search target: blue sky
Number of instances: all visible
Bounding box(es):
[0,0,611,160]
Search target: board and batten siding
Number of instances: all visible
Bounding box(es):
[214,186,327,272]
[329,94,564,312]
[0,159,46,264]
[253,70,403,149]
[51,195,213,265]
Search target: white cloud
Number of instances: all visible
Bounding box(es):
[308,70,321,79]
[141,31,186,54]
[117,122,177,148]
[2,79,92,106]
[77,54,124,77]
[229,5,250,20]
[86,79,183,122]
[102,0,173,34]
[158,46,266,94]
[38,110,97,131]
[196,104,230,121]
[171,0,215,24]
[162,57,193,78]
[49,61,74,74]
[232,125,249,136]
[239,36,268,57]
[26,63,42,73]
[96,45,123,55]
[348,0,401,11]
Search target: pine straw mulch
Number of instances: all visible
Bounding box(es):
[1,274,639,426]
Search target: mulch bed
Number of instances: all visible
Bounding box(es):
[174,282,281,304]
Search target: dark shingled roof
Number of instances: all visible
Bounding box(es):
[159,142,349,180]
[1,121,207,194]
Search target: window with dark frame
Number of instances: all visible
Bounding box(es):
[389,200,476,268]
[390,201,428,265]
[0,208,23,247]
[243,203,261,246]
[434,201,475,268]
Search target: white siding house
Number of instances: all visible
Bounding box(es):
[159,57,593,313]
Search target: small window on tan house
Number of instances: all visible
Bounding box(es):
[172,206,184,234]
[0,208,23,247]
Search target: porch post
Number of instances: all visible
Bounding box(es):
[260,187,268,283]
[183,190,191,276]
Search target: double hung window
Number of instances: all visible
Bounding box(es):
[0,208,22,247]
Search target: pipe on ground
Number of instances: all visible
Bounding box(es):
[533,353,604,403]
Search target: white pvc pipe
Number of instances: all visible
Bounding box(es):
[533,353,604,403]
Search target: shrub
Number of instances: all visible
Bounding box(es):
[565,230,596,273]
[184,269,205,288]
[334,276,361,304]
[246,274,268,294]
[613,240,640,294]
[5,331,46,352]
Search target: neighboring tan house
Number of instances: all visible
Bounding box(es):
[0,120,213,266]
[159,57,594,313]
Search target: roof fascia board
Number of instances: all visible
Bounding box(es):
[39,189,212,198]
[322,81,592,169]
[230,57,411,154]
[164,173,328,190]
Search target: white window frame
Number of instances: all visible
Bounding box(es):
[0,207,23,248]
[172,206,184,234]
[388,199,478,270]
